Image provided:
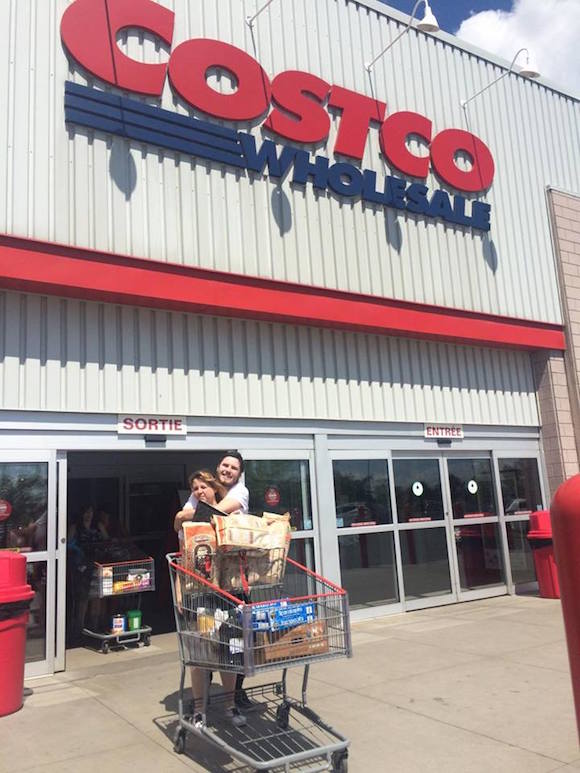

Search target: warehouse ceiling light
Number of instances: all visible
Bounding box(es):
[246,0,278,28]
[461,48,540,110]
[365,1,440,73]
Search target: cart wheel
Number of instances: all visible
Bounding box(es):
[173,727,186,755]
[143,635,151,647]
[101,641,109,655]
[332,751,348,773]
[276,702,290,730]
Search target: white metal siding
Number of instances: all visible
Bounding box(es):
[0,0,578,326]
[0,291,539,425]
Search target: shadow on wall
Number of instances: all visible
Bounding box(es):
[271,186,292,236]
[483,234,499,274]
[109,138,137,201]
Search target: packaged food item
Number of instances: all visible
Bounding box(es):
[196,607,215,633]
[259,621,329,662]
[111,613,126,634]
[212,512,291,553]
[101,566,113,596]
[182,522,217,583]
[250,600,316,632]
[126,570,151,589]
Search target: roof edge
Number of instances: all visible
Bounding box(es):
[351,0,580,103]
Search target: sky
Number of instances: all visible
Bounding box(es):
[380,0,579,96]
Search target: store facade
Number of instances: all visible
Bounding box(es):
[0,0,578,677]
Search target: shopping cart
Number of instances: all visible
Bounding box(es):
[166,550,352,772]
[83,555,154,653]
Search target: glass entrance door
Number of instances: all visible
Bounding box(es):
[0,451,59,676]
[444,456,506,600]
[392,457,455,609]
[392,453,507,608]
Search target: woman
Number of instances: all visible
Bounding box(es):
[67,505,102,642]
[185,470,246,729]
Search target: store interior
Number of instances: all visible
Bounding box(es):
[66,450,226,647]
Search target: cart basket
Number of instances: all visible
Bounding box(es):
[167,551,352,677]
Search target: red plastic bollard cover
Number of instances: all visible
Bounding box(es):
[528,510,552,539]
[551,475,580,742]
[0,553,34,717]
[526,510,560,599]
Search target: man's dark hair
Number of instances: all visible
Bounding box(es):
[217,450,244,473]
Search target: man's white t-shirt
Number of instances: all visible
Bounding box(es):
[184,479,250,514]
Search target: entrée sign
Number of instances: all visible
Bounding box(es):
[424,424,464,439]
[60,0,494,231]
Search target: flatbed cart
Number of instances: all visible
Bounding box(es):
[83,555,155,653]
[167,550,353,772]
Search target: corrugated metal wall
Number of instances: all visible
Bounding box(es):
[0,0,578,326]
[0,291,539,425]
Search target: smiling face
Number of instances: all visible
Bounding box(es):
[216,456,242,489]
[192,477,217,505]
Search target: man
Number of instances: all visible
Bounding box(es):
[174,450,249,534]
[174,450,256,711]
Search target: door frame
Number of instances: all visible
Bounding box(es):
[0,450,60,678]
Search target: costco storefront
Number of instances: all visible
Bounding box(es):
[0,0,579,676]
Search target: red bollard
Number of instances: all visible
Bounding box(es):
[551,474,580,742]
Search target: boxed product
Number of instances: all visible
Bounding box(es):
[212,512,291,553]
[251,600,316,632]
[256,620,329,663]
[182,521,217,583]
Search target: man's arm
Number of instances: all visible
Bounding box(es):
[216,496,243,514]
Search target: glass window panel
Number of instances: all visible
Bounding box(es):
[245,460,312,531]
[448,458,497,519]
[338,532,399,609]
[499,459,543,514]
[288,537,315,573]
[400,528,452,599]
[393,459,444,523]
[454,523,505,590]
[26,561,47,664]
[506,521,536,584]
[0,463,48,552]
[332,459,392,527]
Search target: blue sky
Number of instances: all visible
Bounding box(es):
[380,1,513,34]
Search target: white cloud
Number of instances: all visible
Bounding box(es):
[455,0,580,97]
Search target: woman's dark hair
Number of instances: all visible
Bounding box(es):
[217,450,244,473]
[75,504,94,528]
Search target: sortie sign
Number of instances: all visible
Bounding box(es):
[118,415,187,435]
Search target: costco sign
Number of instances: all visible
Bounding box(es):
[61,0,494,231]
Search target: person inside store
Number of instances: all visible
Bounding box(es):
[67,504,103,643]
[180,469,247,728]
[173,451,256,715]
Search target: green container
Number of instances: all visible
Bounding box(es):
[127,609,142,631]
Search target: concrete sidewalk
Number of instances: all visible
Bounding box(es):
[1,595,578,772]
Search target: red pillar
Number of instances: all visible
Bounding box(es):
[551,474,580,741]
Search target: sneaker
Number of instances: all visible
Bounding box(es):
[224,706,247,727]
[235,688,260,712]
[193,712,206,728]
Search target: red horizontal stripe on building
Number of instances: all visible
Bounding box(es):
[0,234,565,351]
